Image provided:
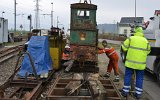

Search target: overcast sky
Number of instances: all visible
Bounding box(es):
[0,0,160,31]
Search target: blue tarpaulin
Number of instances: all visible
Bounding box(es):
[18,36,53,77]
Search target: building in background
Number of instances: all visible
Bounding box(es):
[0,17,8,44]
[98,23,118,34]
[118,17,144,37]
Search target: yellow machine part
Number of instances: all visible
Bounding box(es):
[50,48,60,70]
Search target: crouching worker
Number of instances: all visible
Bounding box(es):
[98,40,119,82]
[61,45,74,72]
[62,45,71,65]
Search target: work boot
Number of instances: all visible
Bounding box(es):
[114,75,119,82]
[103,72,110,78]
[121,90,128,97]
[134,93,141,100]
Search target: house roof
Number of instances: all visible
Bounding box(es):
[120,17,144,24]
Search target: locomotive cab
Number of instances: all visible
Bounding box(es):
[69,2,99,73]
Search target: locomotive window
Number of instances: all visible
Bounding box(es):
[86,11,90,16]
[77,10,90,18]
[77,10,84,16]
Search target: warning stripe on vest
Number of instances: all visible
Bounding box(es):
[126,59,146,64]
[108,50,116,56]
[129,46,150,51]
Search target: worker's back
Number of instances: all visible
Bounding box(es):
[126,35,149,61]
[122,27,151,70]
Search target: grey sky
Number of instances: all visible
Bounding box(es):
[0,0,160,31]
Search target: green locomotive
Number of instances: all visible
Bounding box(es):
[69,1,98,72]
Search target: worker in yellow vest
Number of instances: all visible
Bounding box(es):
[121,26,151,99]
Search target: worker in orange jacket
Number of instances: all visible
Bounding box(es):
[98,40,119,82]
[62,45,70,65]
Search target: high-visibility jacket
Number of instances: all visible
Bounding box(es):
[98,47,118,59]
[122,27,151,70]
[98,47,119,75]
[62,50,70,60]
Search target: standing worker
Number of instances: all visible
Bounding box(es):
[121,26,151,99]
[98,40,119,82]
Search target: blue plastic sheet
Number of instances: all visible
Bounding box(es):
[18,36,53,77]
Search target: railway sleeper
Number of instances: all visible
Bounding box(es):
[47,74,122,100]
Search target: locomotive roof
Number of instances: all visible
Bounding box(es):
[71,3,97,10]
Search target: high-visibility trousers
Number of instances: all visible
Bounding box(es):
[122,67,144,96]
[107,53,119,75]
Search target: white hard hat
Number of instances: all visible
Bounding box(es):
[65,45,70,48]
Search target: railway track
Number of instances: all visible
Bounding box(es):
[0,47,122,100]
[47,73,122,100]
[0,45,23,64]
[0,68,122,100]
[0,51,55,100]
[0,46,122,100]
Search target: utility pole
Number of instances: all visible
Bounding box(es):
[134,0,137,23]
[135,0,136,18]
[51,2,53,28]
[57,16,59,28]
[21,14,25,33]
[2,11,5,18]
[14,0,17,37]
[35,0,40,29]
[28,14,32,32]
[130,0,137,95]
